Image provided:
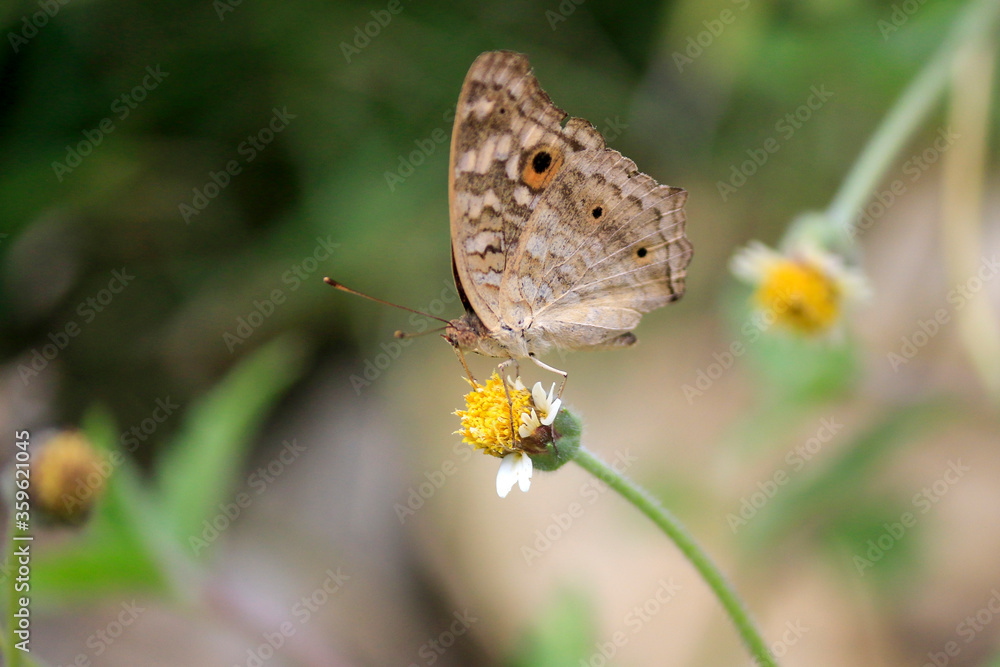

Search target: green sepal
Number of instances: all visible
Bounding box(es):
[529,407,581,472]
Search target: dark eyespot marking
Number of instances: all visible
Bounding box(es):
[532,151,552,174]
[521,146,564,190]
[592,206,603,219]
[636,247,648,258]
[498,107,506,114]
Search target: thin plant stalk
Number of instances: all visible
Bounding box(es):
[573,446,777,667]
[826,0,1000,235]
[942,38,1000,399]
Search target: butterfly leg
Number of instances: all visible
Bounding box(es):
[528,354,568,398]
[497,358,520,448]
[452,345,476,384]
[523,355,565,456]
[497,358,518,381]
[498,357,520,384]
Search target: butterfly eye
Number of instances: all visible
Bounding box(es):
[521,146,564,190]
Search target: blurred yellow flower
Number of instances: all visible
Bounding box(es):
[34,430,107,523]
[731,240,868,336]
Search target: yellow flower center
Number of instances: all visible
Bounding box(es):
[755,260,841,334]
[454,373,532,457]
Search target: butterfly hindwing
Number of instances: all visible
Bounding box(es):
[501,148,691,349]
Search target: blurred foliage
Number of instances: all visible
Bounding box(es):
[31,336,307,607]
[739,400,954,545]
[511,589,595,667]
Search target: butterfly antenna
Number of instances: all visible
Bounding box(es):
[394,326,446,339]
[323,277,451,324]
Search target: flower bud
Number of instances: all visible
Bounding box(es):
[33,431,108,524]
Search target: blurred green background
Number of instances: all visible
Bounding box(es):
[2,0,1000,665]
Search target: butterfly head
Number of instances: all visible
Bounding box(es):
[443,310,517,358]
[443,312,489,352]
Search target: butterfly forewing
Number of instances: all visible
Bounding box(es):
[448,51,605,334]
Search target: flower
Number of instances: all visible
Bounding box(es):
[455,372,563,497]
[730,239,868,336]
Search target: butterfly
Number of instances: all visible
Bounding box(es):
[327,51,691,395]
[440,50,692,389]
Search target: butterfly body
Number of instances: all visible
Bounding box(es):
[444,51,692,370]
[445,310,554,359]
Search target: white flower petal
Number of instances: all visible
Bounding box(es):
[519,409,541,438]
[531,382,547,410]
[730,241,783,284]
[840,271,871,303]
[541,398,562,425]
[515,453,533,492]
[496,454,519,498]
[496,452,532,497]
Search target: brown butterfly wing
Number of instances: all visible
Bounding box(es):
[448,51,605,335]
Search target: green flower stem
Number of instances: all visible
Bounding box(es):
[826,0,1000,235]
[572,446,776,667]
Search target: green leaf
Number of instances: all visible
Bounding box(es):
[78,405,153,554]
[823,501,921,590]
[31,538,163,609]
[157,335,308,544]
[80,404,119,454]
